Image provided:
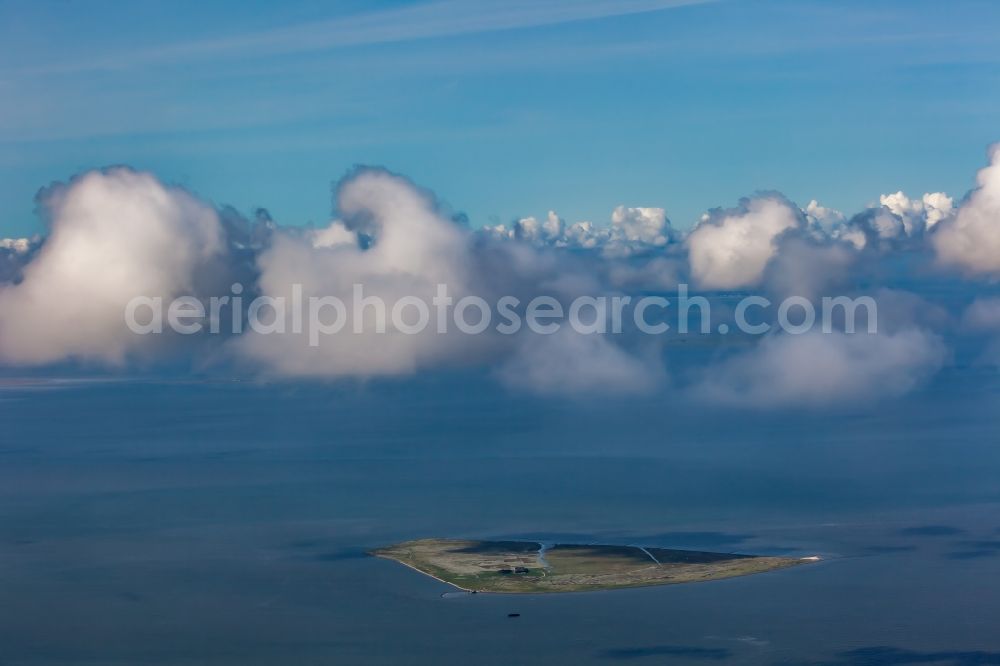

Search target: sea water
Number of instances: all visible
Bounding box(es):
[0,375,998,664]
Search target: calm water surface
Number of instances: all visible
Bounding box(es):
[1,377,998,664]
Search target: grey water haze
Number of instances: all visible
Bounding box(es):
[1,374,999,664]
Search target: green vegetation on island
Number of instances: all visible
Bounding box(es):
[371,538,815,594]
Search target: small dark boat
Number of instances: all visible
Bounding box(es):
[507,613,520,618]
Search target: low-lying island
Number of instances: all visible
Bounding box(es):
[372,538,815,594]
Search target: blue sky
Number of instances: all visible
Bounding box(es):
[1,0,999,236]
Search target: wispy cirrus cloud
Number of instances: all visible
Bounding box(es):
[20,0,715,75]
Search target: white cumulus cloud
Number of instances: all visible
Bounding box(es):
[932,144,1000,276]
[696,328,946,408]
[0,168,223,365]
[497,327,660,396]
[687,196,801,290]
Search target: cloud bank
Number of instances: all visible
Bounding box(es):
[2,144,999,407]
